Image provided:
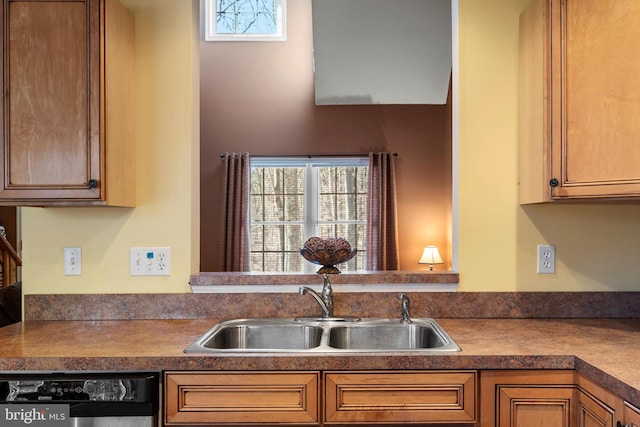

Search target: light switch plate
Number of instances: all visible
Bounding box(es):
[130,247,170,276]
[64,247,82,276]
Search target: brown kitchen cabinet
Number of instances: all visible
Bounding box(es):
[481,370,640,427]
[622,402,640,427]
[164,371,320,425]
[519,0,640,203]
[0,0,135,206]
[480,370,576,427]
[324,371,477,425]
[165,370,477,426]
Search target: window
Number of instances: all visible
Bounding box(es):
[250,157,368,273]
[203,0,286,41]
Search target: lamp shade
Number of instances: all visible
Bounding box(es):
[418,246,443,270]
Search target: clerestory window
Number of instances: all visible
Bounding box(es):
[250,157,368,273]
[203,0,286,41]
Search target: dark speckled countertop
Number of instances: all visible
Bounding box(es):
[1,318,640,407]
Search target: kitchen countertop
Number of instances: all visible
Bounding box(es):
[0,318,639,405]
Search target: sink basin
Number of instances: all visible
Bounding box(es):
[328,323,453,350]
[188,319,323,351]
[184,318,460,353]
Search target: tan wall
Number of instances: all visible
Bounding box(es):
[19,0,640,295]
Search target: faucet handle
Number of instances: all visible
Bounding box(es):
[397,293,412,324]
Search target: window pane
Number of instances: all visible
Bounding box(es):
[284,195,303,221]
[336,194,357,221]
[216,0,278,35]
[319,168,335,193]
[251,168,263,194]
[250,195,263,221]
[284,168,304,193]
[264,253,283,272]
[251,253,264,271]
[335,167,349,193]
[264,195,284,221]
[251,225,264,249]
[284,224,303,251]
[263,225,283,251]
[357,194,367,221]
[263,168,282,194]
[357,167,368,192]
[320,194,335,221]
[284,252,303,272]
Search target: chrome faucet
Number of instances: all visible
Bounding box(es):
[299,274,334,318]
[397,293,412,324]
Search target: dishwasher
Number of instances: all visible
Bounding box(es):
[0,371,159,427]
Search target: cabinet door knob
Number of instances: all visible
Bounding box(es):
[549,178,559,187]
[87,179,98,189]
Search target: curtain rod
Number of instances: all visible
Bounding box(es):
[220,153,398,158]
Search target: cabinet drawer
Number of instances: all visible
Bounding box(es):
[165,371,319,425]
[324,370,476,424]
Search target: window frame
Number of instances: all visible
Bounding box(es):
[203,0,287,42]
[250,156,368,273]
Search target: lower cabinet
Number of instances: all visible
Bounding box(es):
[165,369,640,427]
[622,401,640,427]
[480,370,640,427]
[165,370,477,426]
[480,370,576,427]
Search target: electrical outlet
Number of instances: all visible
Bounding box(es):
[537,244,555,274]
[64,247,82,276]
[130,247,171,276]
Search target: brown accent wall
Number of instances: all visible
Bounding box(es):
[199,0,451,271]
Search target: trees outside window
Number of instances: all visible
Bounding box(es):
[203,0,286,41]
[250,158,367,273]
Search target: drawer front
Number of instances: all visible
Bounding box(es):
[324,371,477,424]
[165,371,319,425]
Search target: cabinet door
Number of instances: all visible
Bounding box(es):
[480,370,576,427]
[0,0,101,201]
[578,390,616,427]
[164,371,319,425]
[324,371,476,425]
[623,401,640,427]
[548,0,640,199]
[519,0,640,202]
[0,0,135,206]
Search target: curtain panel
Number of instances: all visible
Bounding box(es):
[366,152,400,270]
[218,152,251,272]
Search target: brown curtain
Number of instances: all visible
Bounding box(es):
[366,152,399,270]
[219,152,251,271]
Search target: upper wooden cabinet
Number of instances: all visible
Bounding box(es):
[519,0,640,203]
[0,0,135,206]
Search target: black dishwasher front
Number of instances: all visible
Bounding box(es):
[0,372,158,427]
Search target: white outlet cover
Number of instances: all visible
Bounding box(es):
[130,247,171,276]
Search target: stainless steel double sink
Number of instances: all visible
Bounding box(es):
[184,318,461,353]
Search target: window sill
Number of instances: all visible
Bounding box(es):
[190,271,459,293]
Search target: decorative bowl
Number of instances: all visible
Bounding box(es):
[300,237,357,274]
